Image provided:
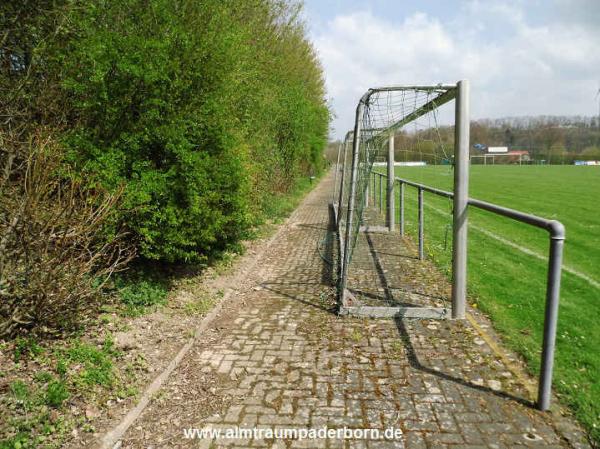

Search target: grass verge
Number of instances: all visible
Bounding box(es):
[0,335,143,449]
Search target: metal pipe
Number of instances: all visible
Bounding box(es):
[365,174,369,208]
[379,174,383,212]
[399,181,405,236]
[387,133,395,230]
[367,84,456,93]
[468,198,558,231]
[332,142,343,204]
[340,102,364,296]
[538,222,565,411]
[395,177,453,198]
[337,133,352,227]
[374,174,377,210]
[451,79,470,320]
[373,172,376,205]
[395,165,566,411]
[418,187,424,260]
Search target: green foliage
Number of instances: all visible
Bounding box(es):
[63,341,116,387]
[43,381,70,408]
[113,265,171,315]
[55,359,68,378]
[13,338,43,363]
[0,332,137,447]
[33,371,53,384]
[1,1,328,441]
[581,146,600,158]
[9,381,29,404]
[57,0,329,263]
[184,296,215,316]
[118,279,169,312]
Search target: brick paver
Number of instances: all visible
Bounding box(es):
[119,172,589,449]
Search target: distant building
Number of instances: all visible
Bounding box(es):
[505,150,530,162]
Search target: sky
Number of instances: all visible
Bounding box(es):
[301,0,600,138]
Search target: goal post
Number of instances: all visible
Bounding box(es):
[452,79,470,319]
[333,80,470,320]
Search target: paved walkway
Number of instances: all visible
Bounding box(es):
[116,172,588,449]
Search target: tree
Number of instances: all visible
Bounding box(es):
[537,125,564,163]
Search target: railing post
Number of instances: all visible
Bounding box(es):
[379,174,383,212]
[387,133,395,231]
[337,134,351,226]
[340,102,365,298]
[372,172,376,204]
[418,187,424,260]
[451,80,470,320]
[376,173,378,209]
[399,181,405,236]
[365,172,370,208]
[332,142,343,204]
[538,224,565,410]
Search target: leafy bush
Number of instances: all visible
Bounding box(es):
[0,0,329,337]
[59,0,329,263]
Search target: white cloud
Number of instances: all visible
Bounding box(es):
[312,2,600,138]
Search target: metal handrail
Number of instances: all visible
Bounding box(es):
[370,171,565,411]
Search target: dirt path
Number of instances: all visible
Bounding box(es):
[94,171,590,449]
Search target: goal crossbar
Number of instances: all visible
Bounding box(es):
[360,85,457,144]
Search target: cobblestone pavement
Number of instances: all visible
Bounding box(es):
[118,172,589,449]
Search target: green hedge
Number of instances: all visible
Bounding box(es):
[56,0,329,262]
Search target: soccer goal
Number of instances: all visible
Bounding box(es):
[330,81,566,412]
[331,81,470,320]
[470,152,529,165]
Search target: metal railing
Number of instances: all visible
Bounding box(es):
[369,171,565,411]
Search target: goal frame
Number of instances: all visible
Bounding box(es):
[470,153,526,165]
[333,80,470,320]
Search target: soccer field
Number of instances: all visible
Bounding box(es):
[385,165,600,441]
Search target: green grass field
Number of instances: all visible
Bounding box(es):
[375,165,599,443]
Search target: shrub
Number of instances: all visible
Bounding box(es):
[59,0,329,263]
[0,0,329,336]
[60,0,253,263]
[0,135,132,338]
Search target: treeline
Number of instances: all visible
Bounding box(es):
[365,116,600,164]
[471,116,600,163]
[0,0,329,336]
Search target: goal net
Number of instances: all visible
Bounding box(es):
[470,153,529,165]
[332,82,469,318]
